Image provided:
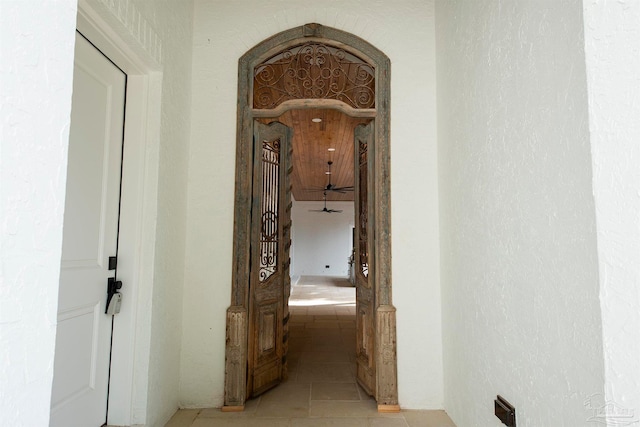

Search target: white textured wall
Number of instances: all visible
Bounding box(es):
[436,1,604,426]
[128,0,194,425]
[0,1,77,426]
[291,201,354,278]
[583,0,640,422]
[183,0,442,409]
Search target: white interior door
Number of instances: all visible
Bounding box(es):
[50,32,126,427]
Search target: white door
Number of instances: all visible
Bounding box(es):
[50,32,126,427]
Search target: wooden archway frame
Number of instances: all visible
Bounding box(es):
[224,23,397,410]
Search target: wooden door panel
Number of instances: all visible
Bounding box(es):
[247,121,293,398]
[356,301,375,394]
[258,303,277,355]
[253,300,281,395]
[354,121,376,397]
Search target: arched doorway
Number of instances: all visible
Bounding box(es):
[224,23,397,412]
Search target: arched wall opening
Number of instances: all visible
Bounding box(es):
[224,23,398,411]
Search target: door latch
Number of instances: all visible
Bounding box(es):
[106,277,122,315]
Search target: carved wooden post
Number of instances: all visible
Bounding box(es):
[376,304,399,412]
[222,306,247,411]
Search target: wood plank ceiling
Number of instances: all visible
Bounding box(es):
[262,109,370,202]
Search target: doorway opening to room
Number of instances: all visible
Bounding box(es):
[286,274,359,406]
[224,23,398,412]
[267,107,366,411]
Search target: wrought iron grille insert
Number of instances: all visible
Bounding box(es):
[254,42,375,109]
[358,139,369,278]
[260,138,280,283]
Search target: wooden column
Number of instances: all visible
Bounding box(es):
[376,304,400,412]
[222,306,247,411]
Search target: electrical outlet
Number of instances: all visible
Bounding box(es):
[495,395,516,427]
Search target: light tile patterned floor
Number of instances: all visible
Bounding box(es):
[165,276,456,427]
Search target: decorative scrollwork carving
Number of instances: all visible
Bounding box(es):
[382,345,395,364]
[359,139,368,164]
[254,43,375,109]
[259,139,281,283]
[229,347,242,365]
[262,139,280,163]
[261,211,278,240]
[358,138,369,278]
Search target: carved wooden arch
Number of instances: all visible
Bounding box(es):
[225,22,397,410]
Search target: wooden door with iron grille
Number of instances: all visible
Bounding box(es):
[354,121,376,396]
[247,121,293,398]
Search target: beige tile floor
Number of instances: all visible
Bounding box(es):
[165,276,456,427]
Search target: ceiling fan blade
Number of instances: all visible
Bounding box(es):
[309,209,342,213]
[325,185,353,192]
[304,187,353,194]
[308,192,342,211]
[307,187,352,193]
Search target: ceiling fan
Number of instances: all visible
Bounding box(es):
[309,192,343,214]
[307,160,354,194]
